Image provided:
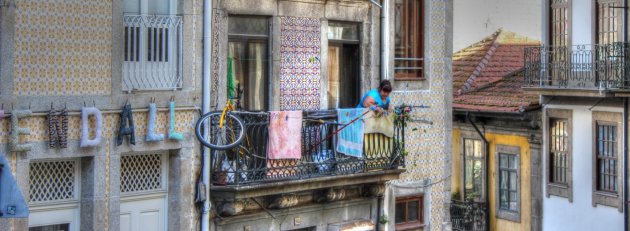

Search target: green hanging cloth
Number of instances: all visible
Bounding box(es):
[227,57,236,102]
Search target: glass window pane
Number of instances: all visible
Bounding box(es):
[500,171,508,190]
[510,172,518,190]
[123,0,140,14]
[395,202,406,223]
[228,41,268,111]
[473,140,482,157]
[148,0,169,14]
[408,201,419,221]
[328,22,359,41]
[509,155,518,169]
[500,190,508,209]
[229,17,269,36]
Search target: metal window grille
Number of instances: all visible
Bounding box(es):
[596,123,618,192]
[550,118,569,184]
[123,15,183,91]
[121,153,164,193]
[29,160,77,203]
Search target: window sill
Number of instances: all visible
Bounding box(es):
[593,191,621,211]
[394,77,426,82]
[547,183,572,201]
[496,209,520,223]
[395,222,425,231]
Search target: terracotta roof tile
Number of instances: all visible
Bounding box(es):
[452,30,540,113]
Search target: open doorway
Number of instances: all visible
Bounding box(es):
[327,22,360,109]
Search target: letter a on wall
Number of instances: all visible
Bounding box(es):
[117,104,136,146]
[80,107,103,148]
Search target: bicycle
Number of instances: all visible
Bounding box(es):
[195,86,246,150]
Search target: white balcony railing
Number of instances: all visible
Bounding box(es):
[123,15,183,91]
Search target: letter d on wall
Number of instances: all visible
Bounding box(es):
[80,107,103,148]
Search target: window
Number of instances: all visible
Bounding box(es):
[394,0,424,79]
[549,118,569,185]
[29,160,79,203]
[546,109,572,201]
[327,22,360,108]
[29,224,70,231]
[495,145,521,222]
[592,111,623,210]
[464,138,484,201]
[395,196,424,230]
[549,0,571,47]
[228,16,270,111]
[596,0,622,44]
[122,0,183,90]
[596,123,617,192]
[120,153,167,194]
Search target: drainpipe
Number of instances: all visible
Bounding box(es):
[380,0,389,80]
[466,112,490,231]
[624,98,628,231]
[202,0,213,230]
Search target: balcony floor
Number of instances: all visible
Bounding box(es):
[211,169,405,200]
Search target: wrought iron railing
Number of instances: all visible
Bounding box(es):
[524,42,630,89]
[122,15,183,91]
[450,200,487,231]
[210,110,406,186]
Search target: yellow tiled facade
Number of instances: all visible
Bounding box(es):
[12,0,112,96]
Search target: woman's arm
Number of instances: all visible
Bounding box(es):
[362,96,384,113]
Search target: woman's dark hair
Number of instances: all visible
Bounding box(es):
[378,80,392,93]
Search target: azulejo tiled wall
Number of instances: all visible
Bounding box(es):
[389,1,452,230]
[12,0,112,96]
[279,16,321,111]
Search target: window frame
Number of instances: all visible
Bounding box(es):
[495,145,521,222]
[591,111,623,211]
[546,108,573,201]
[594,0,622,44]
[227,15,271,111]
[461,135,486,202]
[394,0,425,80]
[549,0,572,47]
[394,195,425,230]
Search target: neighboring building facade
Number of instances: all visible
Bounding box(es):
[0,0,202,230]
[450,30,543,231]
[525,0,628,230]
[453,0,541,52]
[207,0,453,231]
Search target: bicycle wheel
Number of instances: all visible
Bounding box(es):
[195,111,246,150]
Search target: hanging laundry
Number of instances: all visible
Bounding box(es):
[267,111,303,159]
[336,108,366,158]
[168,101,184,141]
[10,110,33,152]
[363,111,395,137]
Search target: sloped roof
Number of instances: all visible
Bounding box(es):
[453,70,540,113]
[452,29,541,113]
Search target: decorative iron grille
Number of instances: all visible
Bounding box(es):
[524,42,630,89]
[208,110,406,186]
[450,200,487,231]
[121,153,164,193]
[29,160,77,203]
[122,15,183,91]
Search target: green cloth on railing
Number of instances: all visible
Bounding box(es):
[227,57,236,101]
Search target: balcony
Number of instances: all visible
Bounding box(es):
[209,110,406,200]
[523,43,630,97]
[122,15,183,91]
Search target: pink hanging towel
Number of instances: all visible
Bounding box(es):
[267,111,303,159]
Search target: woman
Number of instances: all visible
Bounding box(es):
[358,80,392,113]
